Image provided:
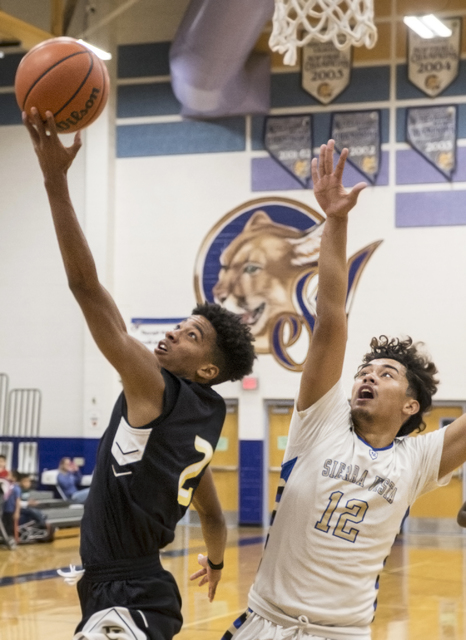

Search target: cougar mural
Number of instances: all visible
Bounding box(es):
[195,198,381,367]
[212,210,324,352]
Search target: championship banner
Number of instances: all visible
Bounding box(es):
[407,17,461,97]
[264,115,312,187]
[331,110,381,184]
[406,105,457,180]
[301,41,352,105]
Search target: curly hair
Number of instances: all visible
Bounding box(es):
[192,302,256,385]
[359,336,439,437]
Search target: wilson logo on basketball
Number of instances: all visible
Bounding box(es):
[195,197,382,371]
[56,87,101,131]
[14,37,110,134]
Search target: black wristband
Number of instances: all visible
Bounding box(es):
[207,557,224,570]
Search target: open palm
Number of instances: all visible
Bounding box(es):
[311,140,366,218]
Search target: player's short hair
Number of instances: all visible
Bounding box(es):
[192,302,255,385]
[360,335,438,437]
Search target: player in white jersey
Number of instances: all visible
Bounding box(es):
[221,140,466,640]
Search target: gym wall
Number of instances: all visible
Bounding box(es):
[1,0,466,523]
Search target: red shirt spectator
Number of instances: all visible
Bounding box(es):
[0,454,10,479]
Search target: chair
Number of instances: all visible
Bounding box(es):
[17,519,54,544]
[41,468,68,500]
[39,469,84,528]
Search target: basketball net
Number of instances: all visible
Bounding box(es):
[269,0,378,66]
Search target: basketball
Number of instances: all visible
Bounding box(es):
[14,37,110,134]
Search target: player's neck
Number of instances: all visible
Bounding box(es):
[352,416,399,449]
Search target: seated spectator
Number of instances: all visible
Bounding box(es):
[16,472,55,542]
[57,457,90,504]
[0,454,11,479]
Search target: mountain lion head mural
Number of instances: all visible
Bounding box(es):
[195,197,381,369]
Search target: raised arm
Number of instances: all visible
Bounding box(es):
[297,141,366,412]
[23,109,164,427]
[438,415,466,479]
[190,467,227,602]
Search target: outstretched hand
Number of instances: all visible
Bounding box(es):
[311,140,366,218]
[22,108,82,180]
[189,554,222,602]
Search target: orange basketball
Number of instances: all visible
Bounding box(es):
[14,36,110,134]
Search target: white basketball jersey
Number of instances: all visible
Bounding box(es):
[249,380,448,639]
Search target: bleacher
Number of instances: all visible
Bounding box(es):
[0,374,88,547]
[30,488,85,528]
[39,470,86,528]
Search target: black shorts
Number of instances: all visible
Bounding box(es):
[75,555,183,640]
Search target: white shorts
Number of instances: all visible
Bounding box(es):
[225,612,369,640]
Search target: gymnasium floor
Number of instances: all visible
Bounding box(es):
[1,525,466,640]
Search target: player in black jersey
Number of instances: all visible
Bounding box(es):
[23,108,255,640]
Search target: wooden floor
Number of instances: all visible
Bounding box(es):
[1,525,466,639]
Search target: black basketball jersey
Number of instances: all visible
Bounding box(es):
[79,368,226,566]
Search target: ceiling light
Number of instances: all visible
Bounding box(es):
[404,17,435,39]
[404,15,452,39]
[421,14,452,37]
[0,38,21,58]
[77,39,112,60]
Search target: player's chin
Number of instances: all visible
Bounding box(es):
[154,349,175,367]
[350,406,373,427]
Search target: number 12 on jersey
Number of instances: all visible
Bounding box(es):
[315,491,368,543]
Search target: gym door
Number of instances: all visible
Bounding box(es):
[267,403,293,514]
[210,402,239,523]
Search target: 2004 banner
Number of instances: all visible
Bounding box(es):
[407,17,461,97]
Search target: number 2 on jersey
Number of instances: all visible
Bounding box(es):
[177,436,214,506]
[315,491,368,542]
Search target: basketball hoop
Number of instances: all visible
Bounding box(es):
[269,0,378,66]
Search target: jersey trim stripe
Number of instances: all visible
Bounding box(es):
[220,609,251,640]
[267,457,298,543]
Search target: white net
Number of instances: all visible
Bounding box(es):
[269,0,378,66]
